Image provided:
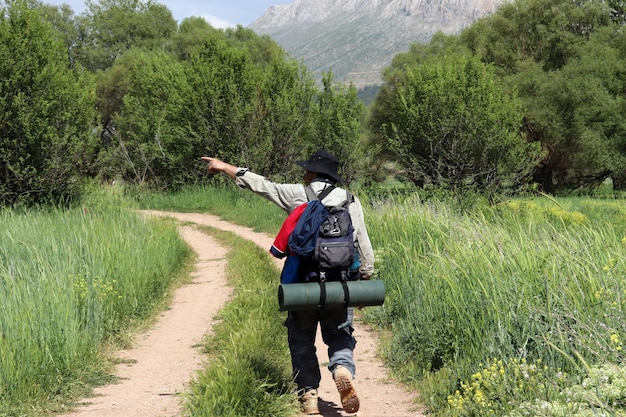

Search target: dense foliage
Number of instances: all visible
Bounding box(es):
[0,0,367,206]
[380,54,542,195]
[370,0,626,194]
[0,1,98,205]
[2,0,626,205]
[74,0,177,71]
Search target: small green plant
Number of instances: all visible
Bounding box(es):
[446,358,567,416]
[507,363,626,417]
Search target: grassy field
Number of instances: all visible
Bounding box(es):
[2,183,626,416]
[0,188,192,415]
[134,183,285,234]
[365,193,626,416]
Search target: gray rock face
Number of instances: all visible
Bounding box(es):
[249,0,507,87]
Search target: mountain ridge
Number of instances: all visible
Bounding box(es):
[249,0,507,87]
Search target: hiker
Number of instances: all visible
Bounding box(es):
[202,150,374,415]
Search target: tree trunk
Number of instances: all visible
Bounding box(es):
[613,174,626,191]
[533,167,555,194]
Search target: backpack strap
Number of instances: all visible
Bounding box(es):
[345,191,354,207]
[305,183,335,202]
[341,279,350,306]
[304,185,318,201]
[318,277,327,309]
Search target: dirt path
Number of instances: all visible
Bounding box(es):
[60,211,423,417]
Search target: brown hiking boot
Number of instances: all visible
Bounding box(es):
[299,388,320,415]
[333,366,360,413]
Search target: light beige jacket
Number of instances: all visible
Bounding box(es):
[234,169,374,279]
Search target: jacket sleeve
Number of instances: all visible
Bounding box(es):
[349,196,375,279]
[233,169,307,213]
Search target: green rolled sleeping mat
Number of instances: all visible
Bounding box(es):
[278,280,385,311]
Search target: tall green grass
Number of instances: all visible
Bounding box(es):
[0,191,191,415]
[366,194,626,416]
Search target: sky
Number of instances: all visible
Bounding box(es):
[43,0,293,28]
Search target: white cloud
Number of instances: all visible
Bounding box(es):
[202,14,235,29]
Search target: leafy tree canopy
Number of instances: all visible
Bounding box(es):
[0,0,98,206]
[378,54,542,195]
[371,0,626,194]
[74,0,177,71]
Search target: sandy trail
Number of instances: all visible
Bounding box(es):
[59,210,423,417]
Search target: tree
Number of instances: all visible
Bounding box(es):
[379,54,542,195]
[97,49,193,188]
[455,0,626,192]
[38,3,79,67]
[181,33,321,181]
[460,0,612,74]
[74,0,176,71]
[368,32,464,161]
[182,36,265,170]
[308,73,370,185]
[93,24,333,189]
[0,1,98,206]
[513,25,626,191]
[608,0,626,23]
[87,24,321,186]
[248,51,318,180]
[168,16,220,61]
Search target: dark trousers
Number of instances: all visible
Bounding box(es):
[285,307,356,391]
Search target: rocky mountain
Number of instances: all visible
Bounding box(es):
[249,0,508,88]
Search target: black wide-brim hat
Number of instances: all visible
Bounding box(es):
[295,149,343,183]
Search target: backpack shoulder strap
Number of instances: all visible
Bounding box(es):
[305,184,335,202]
[304,185,318,201]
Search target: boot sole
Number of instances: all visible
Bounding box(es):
[335,373,360,413]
